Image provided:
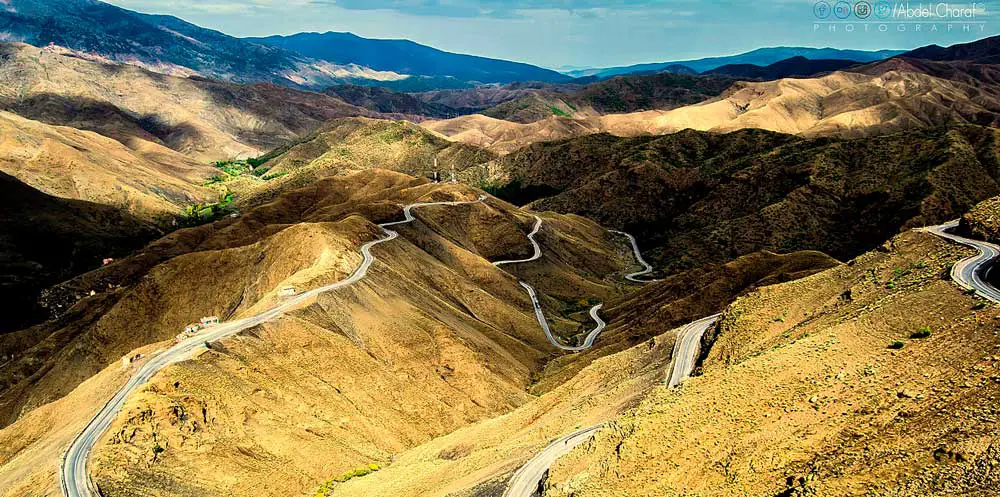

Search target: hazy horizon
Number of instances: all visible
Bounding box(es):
[104,0,996,69]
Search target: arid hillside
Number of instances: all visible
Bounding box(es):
[0,43,380,162]
[420,37,1000,154]
[424,64,1000,153]
[231,117,498,208]
[0,172,159,333]
[471,125,1000,275]
[0,109,216,219]
[0,168,645,497]
[544,228,999,497]
[422,114,610,155]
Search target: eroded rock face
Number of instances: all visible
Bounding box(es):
[962,195,1000,244]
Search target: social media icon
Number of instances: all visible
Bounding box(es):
[873,0,892,18]
[854,1,872,19]
[814,1,832,19]
[834,1,853,19]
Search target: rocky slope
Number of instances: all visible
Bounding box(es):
[962,195,1000,243]
[473,125,1000,275]
[544,228,999,497]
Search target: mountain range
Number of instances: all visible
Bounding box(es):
[565,47,905,78]
[249,32,571,86]
[0,0,909,90]
[3,2,1000,497]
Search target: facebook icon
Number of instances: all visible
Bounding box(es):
[814,1,832,19]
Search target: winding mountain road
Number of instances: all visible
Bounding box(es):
[494,216,543,266]
[491,215,606,351]
[499,221,720,497]
[60,196,485,497]
[925,221,1000,303]
[519,282,606,352]
[610,230,662,282]
[500,314,720,497]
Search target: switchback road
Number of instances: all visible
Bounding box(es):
[502,314,722,497]
[610,230,662,283]
[492,216,605,351]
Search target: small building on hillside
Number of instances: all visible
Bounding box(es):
[185,324,201,334]
[279,286,296,297]
[201,316,220,326]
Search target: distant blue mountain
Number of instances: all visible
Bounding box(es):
[249,32,572,85]
[567,47,905,79]
[704,56,862,80]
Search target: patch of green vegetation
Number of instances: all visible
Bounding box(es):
[314,463,384,496]
[152,443,165,456]
[910,326,932,339]
[210,157,271,183]
[550,105,571,117]
[888,341,906,350]
[560,297,601,318]
[182,191,235,226]
[973,301,988,310]
[263,171,289,181]
[965,288,979,296]
[202,175,226,187]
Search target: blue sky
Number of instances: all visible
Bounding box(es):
[106,0,997,68]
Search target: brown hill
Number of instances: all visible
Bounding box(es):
[0,43,379,162]
[0,172,158,333]
[422,114,605,155]
[545,229,999,497]
[0,168,842,497]
[422,51,1000,154]
[233,117,498,208]
[473,125,1000,275]
[0,168,640,497]
[0,109,216,218]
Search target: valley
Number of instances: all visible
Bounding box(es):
[0,3,999,497]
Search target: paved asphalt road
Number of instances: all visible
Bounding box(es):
[925,221,1000,303]
[666,314,722,387]
[498,218,721,497]
[609,230,662,283]
[60,196,485,497]
[501,314,721,497]
[501,425,603,497]
[492,215,605,351]
[494,216,543,266]
[519,281,606,352]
